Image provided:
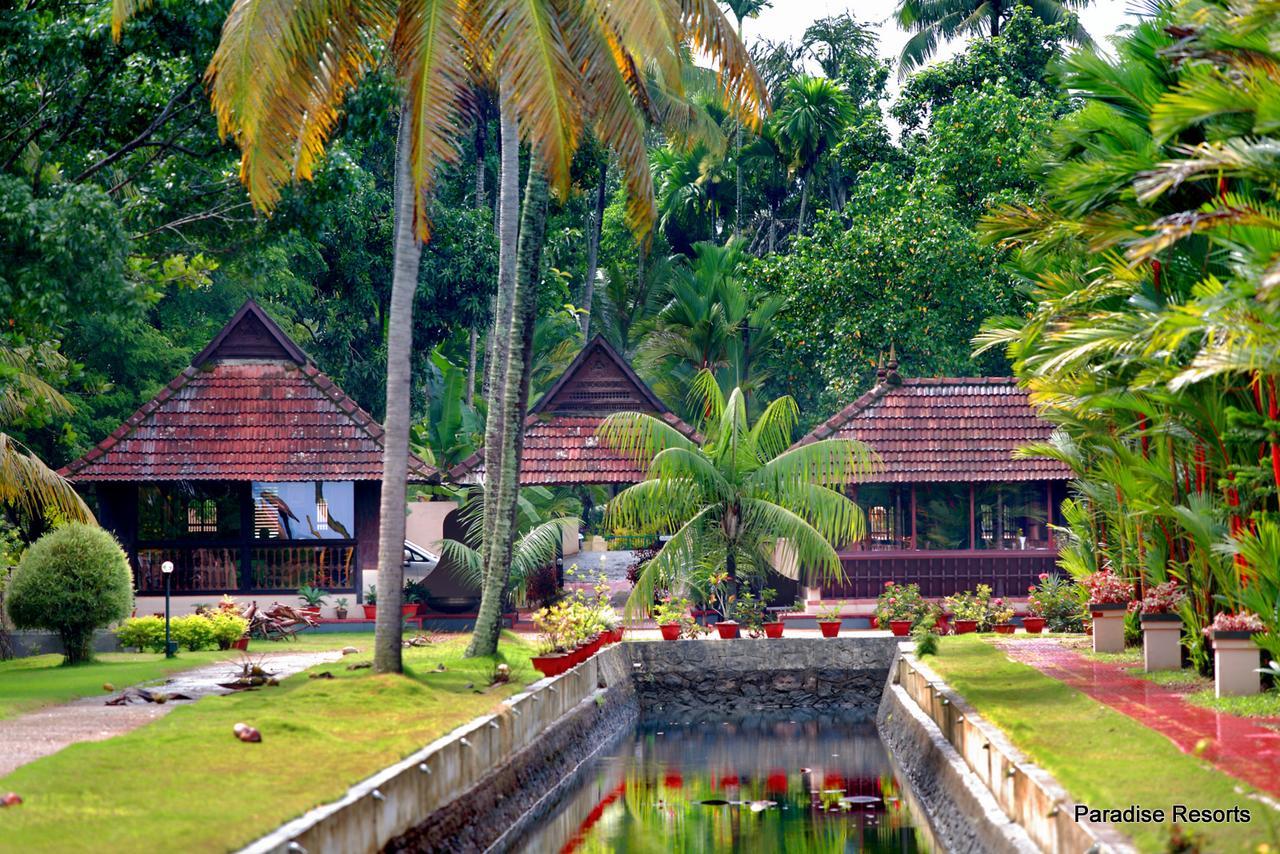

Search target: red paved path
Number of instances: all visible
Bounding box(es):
[1001,640,1280,800]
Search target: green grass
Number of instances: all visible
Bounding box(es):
[0,650,238,719]
[1130,667,1206,688]
[0,633,537,853]
[1187,688,1280,718]
[927,636,1280,853]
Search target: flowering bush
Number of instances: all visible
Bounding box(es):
[945,585,996,629]
[1203,611,1266,637]
[1082,568,1133,605]
[1026,573,1088,632]
[875,581,929,626]
[1134,580,1185,616]
[989,597,1015,626]
[653,596,692,626]
[735,588,776,635]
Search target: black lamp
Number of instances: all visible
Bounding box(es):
[161,560,177,658]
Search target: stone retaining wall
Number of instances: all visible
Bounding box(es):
[630,636,899,719]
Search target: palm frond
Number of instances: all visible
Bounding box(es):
[738,497,845,584]
[624,504,716,621]
[0,433,93,524]
[597,410,697,468]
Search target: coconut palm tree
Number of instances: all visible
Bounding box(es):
[599,373,878,618]
[895,0,1092,76]
[114,0,767,666]
[774,76,853,233]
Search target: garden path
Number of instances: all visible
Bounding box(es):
[0,649,342,778]
[1001,639,1280,799]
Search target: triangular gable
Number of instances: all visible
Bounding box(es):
[191,299,307,367]
[531,335,667,415]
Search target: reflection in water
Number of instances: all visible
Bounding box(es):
[516,715,925,853]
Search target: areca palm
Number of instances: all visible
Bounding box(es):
[895,0,1092,76]
[723,0,772,236]
[599,375,878,619]
[774,76,853,233]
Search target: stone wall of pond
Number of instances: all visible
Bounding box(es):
[628,636,900,720]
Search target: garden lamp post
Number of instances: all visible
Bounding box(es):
[161,560,176,658]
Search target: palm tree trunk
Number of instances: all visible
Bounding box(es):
[734,15,745,239]
[477,86,520,592]
[797,176,810,235]
[580,160,607,339]
[469,162,550,657]
[466,326,478,407]
[373,106,422,675]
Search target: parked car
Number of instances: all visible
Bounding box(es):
[404,540,440,579]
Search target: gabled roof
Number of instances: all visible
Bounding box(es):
[450,336,697,485]
[796,376,1070,484]
[61,300,434,483]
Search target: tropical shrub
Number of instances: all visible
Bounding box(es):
[599,377,876,620]
[1135,581,1185,616]
[1026,573,1087,632]
[913,622,940,657]
[114,616,167,653]
[171,614,218,651]
[206,612,249,649]
[989,597,1014,626]
[1082,569,1133,606]
[653,596,692,627]
[4,523,133,664]
[1203,612,1266,638]
[735,588,776,636]
[944,585,998,630]
[874,581,929,626]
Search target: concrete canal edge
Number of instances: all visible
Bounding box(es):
[884,647,1138,854]
[238,638,1135,853]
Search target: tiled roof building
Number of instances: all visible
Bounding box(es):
[450,336,696,486]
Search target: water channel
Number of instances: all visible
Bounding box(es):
[517,713,928,853]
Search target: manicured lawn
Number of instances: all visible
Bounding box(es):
[0,651,237,719]
[0,633,537,853]
[1187,688,1280,718]
[927,636,1279,853]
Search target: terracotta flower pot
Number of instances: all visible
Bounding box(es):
[819,620,841,638]
[362,604,377,619]
[889,620,913,637]
[868,616,878,630]
[301,606,321,618]
[764,621,784,638]
[335,609,348,621]
[232,636,249,651]
[532,654,569,678]
[659,623,681,641]
[994,623,1016,635]
[400,603,418,618]
[934,613,951,634]
[953,619,977,635]
[1022,616,1046,634]
[715,621,740,639]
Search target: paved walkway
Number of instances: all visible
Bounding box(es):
[1001,639,1280,799]
[0,650,343,778]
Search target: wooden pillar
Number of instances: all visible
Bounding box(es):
[239,481,254,593]
[968,483,976,551]
[1046,481,1055,548]
[910,484,918,550]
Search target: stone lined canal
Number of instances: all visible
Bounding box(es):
[516,713,926,853]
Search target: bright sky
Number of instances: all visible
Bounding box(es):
[747,0,1139,71]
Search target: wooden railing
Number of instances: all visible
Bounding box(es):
[135,542,357,594]
[825,549,1060,599]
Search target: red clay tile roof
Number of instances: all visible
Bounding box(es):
[61,301,433,483]
[450,336,697,486]
[795,377,1070,484]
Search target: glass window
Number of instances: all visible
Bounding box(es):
[915,483,971,550]
[252,482,354,540]
[138,483,242,541]
[976,483,1048,550]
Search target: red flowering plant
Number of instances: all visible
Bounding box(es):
[875,581,929,626]
[1202,611,1265,638]
[1133,581,1185,616]
[1081,568,1134,605]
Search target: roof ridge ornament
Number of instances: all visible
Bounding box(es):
[886,343,902,386]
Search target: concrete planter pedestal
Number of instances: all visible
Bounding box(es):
[1212,631,1261,698]
[1139,613,1182,671]
[1091,603,1128,653]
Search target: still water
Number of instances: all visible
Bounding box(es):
[516,715,927,853]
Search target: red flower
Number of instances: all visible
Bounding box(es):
[1038,573,1049,581]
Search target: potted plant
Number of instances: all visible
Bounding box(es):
[1016,527,1027,549]
[1083,568,1134,653]
[334,597,349,621]
[1204,612,1265,698]
[875,581,927,637]
[654,596,690,641]
[530,605,570,677]
[735,588,777,639]
[402,579,422,618]
[708,571,739,639]
[1024,573,1087,634]
[944,589,985,634]
[990,598,1016,634]
[1136,581,1185,671]
[817,603,842,638]
[297,584,328,617]
[362,585,377,619]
